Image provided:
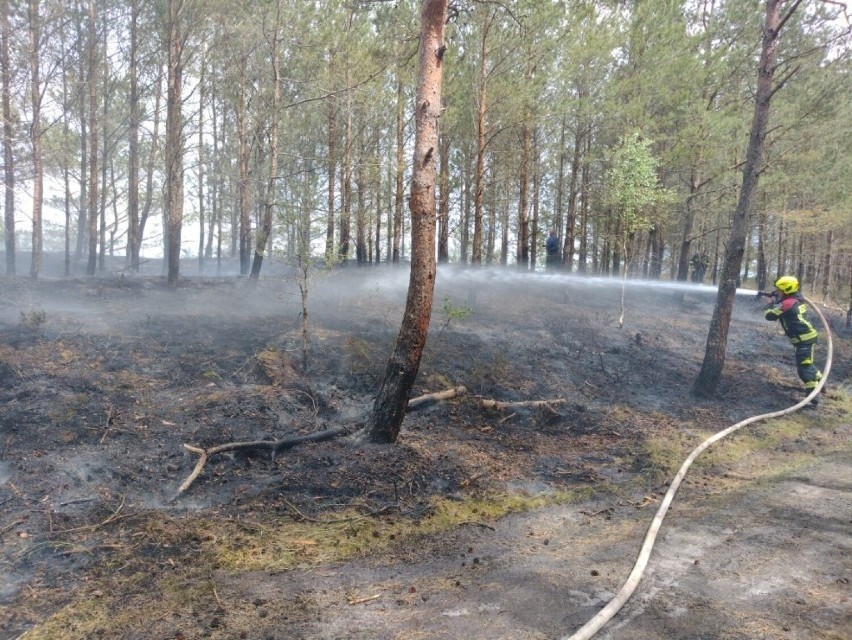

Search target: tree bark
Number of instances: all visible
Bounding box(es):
[392,76,404,264]
[2,0,15,276]
[437,106,449,264]
[250,0,283,280]
[237,56,251,275]
[367,0,447,444]
[694,0,793,397]
[127,0,140,271]
[164,0,185,288]
[136,61,162,266]
[472,10,493,267]
[325,62,336,263]
[516,121,531,269]
[28,0,43,279]
[85,0,98,277]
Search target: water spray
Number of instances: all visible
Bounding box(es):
[561,295,834,640]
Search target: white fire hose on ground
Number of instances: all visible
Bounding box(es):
[562,297,835,640]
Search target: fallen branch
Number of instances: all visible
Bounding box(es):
[478,397,566,411]
[175,426,350,498]
[406,385,467,411]
[348,593,382,605]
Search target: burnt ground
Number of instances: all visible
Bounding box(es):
[0,265,849,640]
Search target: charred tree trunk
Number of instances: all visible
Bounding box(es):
[694,0,794,396]
[367,0,447,444]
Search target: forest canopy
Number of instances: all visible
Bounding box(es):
[1,0,850,302]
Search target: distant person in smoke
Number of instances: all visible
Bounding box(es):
[690,252,709,283]
[759,275,823,406]
[545,230,559,271]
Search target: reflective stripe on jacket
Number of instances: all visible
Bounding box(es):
[764,295,818,344]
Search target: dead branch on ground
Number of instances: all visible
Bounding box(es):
[478,397,566,411]
[174,426,350,498]
[406,385,467,410]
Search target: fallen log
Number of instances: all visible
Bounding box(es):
[478,398,566,411]
[406,385,467,411]
[174,426,349,498]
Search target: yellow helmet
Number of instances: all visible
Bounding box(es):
[774,275,799,295]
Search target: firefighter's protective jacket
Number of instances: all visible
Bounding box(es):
[764,294,818,344]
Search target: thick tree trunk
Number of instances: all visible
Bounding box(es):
[2,0,15,276]
[367,0,447,444]
[694,0,791,396]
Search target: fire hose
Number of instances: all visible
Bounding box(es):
[562,296,834,640]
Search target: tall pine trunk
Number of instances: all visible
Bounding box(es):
[164,0,185,287]
[2,0,15,276]
[250,0,283,280]
[85,0,98,276]
[28,0,43,279]
[694,0,795,396]
[367,0,447,444]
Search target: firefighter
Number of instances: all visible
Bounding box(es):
[545,230,559,271]
[759,275,823,405]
